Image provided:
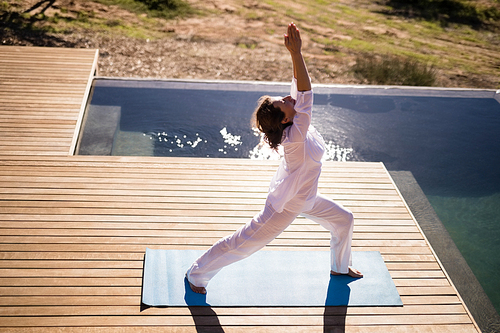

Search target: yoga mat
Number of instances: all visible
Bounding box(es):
[142,249,403,307]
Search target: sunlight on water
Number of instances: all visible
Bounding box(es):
[143,131,208,154]
[135,125,354,161]
[322,141,353,162]
[220,127,242,147]
[248,132,282,160]
[248,129,354,162]
[219,127,242,155]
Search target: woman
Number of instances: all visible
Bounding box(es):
[186,23,362,294]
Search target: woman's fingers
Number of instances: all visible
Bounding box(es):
[290,23,299,38]
[289,24,296,41]
[283,33,290,48]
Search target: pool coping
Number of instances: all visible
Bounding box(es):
[390,170,500,333]
[94,76,500,101]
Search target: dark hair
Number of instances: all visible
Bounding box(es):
[253,96,292,150]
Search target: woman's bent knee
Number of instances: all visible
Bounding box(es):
[345,209,354,222]
[344,209,354,226]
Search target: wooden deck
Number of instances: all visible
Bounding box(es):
[0,46,98,156]
[0,46,480,332]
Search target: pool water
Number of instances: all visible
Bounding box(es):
[79,79,500,314]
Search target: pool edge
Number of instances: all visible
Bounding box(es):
[390,170,500,333]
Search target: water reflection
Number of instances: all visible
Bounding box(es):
[248,136,354,162]
[139,126,354,162]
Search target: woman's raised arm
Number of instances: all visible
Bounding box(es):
[284,23,311,92]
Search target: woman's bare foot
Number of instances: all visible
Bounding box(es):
[186,275,207,294]
[331,267,363,278]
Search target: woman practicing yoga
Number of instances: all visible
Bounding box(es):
[186,22,362,294]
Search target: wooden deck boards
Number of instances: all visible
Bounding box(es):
[0,156,479,332]
[0,46,479,332]
[0,46,98,156]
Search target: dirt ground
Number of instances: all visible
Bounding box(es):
[1,0,498,88]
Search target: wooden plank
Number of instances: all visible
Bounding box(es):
[0,172,393,185]
[0,213,413,225]
[0,236,429,247]
[401,295,464,305]
[397,286,457,296]
[390,271,446,279]
[0,260,143,269]
[0,314,473,326]
[0,269,141,278]
[0,173,395,186]
[0,189,400,202]
[0,202,410,216]
[0,222,421,234]
[0,304,468,316]
[0,154,377,166]
[0,166,390,178]
[0,183,399,198]
[0,244,434,254]
[0,277,141,286]
[0,295,463,307]
[0,151,69,156]
[0,286,142,296]
[0,140,73,147]
[0,129,75,135]
[0,247,433,260]
[0,230,422,242]
[0,326,479,333]
[0,276,450,287]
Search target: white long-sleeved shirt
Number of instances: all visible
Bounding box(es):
[267,78,326,213]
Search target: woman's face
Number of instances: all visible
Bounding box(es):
[272,95,296,124]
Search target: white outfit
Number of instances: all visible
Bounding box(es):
[186,78,354,288]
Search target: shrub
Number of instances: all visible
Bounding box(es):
[353,54,437,86]
[92,0,193,19]
[385,0,500,30]
[135,0,192,18]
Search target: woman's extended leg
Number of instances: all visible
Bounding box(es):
[301,193,360,276]
[186,202,299,291]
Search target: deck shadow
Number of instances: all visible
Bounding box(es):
[323,273,351,332]
[188,306,225,333]
[323,306,348,333]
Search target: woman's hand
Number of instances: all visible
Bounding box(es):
[284,23,302,55]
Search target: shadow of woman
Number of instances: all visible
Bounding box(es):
[323,274,356,333]
[184,277,225,333]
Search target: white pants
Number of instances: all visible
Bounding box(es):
[186,193,354,288]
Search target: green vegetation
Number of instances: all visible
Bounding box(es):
[353,54,438,86]
[385,0,500,30]
[93,0,194,20]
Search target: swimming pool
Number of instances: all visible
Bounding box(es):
[78,78,500,315]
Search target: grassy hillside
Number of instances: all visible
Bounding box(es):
[1,0,499,88]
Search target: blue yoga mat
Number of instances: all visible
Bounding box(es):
[142,249,402,307]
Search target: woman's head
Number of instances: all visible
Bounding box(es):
[253,95,296,150]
